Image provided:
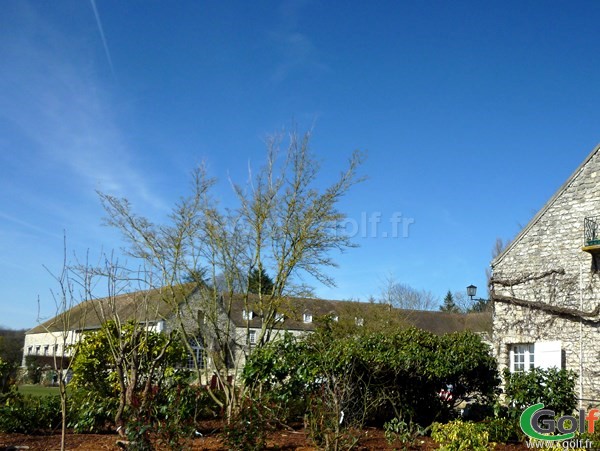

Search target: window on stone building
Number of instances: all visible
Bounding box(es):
[510,344,534,372]
[303,313,312,323]
[43,345,49,356]
[509,341,562,373]
[35,345,40,355]
[186,345,204,369]
[242,309,254,320]
[27,346,33,355]
[248,330,256,345]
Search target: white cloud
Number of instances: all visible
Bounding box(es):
[0,3,165,212]
[269,1,330,82]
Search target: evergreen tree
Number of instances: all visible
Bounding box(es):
[468,298,491,313]
[247,267,274,295]
[440,290,460,313]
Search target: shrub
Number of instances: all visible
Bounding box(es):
[68,389,118,433]
[431,420,492,451]
[306,392,360,451]
[461,402,494,422]
[0,358,17,393]
[0,391,61,433]
[503,368,577,417]
[477,417,521,443]
[244,328,501,429]
[221,396,270,451]
[383,417,425,449]
[24,355,42,384]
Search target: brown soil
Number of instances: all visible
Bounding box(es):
[0,423,531,450]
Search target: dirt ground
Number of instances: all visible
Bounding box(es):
[0,429,532,451]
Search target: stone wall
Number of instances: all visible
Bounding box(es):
[492,145,600,406]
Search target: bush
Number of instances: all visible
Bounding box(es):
[461,402,494,422]
[477,417,521,443]
[306,392,360,451]
[0,391,61,433]
[503,368,577,417]
[245,328,501,429]
[68,389,118,433]
[431,420,492,451]
[221,396,271,451]
[383,417,425,449]
[24,355,42,384]
[0,358,18,393]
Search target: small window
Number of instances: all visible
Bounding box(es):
[248,330,256,344]
[35,345,40,355]
[510,344,534,372]
[43,345,49,356]
[242,309,254,320]
[27,346,33,355]
[54,344,59,355]
[332,315,339,322]
[186,346,204,369]
[303,313,313,324]
[355,317,364,327]
[275,313,284,323]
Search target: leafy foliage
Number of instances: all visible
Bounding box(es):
[244,327,500,428]
[478,417,521,443]
[221,396,271,451]
[247,267,274,295]
[71,321,187,394]
[70,320,190,445]
[0,329,24,392]
[68,389,118,433]
[0,391,62,433]
[383,417,425,449]
[0,357,17,393]
[503,367,577,417]
[24,355,42,384]
[431,420,492,451]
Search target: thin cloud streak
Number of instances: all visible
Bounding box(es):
[0,212,62,240]
[0,5,166,212]
[90,0,116,78]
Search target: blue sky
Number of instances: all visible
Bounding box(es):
[2,0,600,329]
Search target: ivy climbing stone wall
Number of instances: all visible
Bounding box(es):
[491,144,600,406]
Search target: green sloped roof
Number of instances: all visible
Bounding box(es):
[27,284,195,334]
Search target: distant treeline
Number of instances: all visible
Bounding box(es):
[0,328,26,365]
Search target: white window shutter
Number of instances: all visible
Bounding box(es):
[534,341,562,370]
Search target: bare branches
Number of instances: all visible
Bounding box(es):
[491,268,566,288]
[93,127,365,420]
[493,294,600,324]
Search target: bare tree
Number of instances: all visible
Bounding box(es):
[378,273,437,310]
[96,128,365,420]
[38,237,86,451]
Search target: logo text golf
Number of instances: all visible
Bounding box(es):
[520,403,600,441]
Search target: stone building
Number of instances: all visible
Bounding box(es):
[491,143,600,407]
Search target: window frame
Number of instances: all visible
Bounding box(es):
[509,343,535,373]
[248,329,257,345]
[186,343,204,369]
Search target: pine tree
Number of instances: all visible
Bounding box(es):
[440,290,460,313]
[247,267,274,295]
